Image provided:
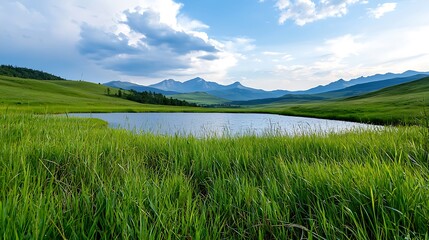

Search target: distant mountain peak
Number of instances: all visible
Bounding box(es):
[403,70,419,74]
[188,77,205,82]
[231,81,243,86]
[163,79,178,83]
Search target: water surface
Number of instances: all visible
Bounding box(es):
[68,112,375,137]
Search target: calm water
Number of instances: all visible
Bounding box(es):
[67,112,376,137]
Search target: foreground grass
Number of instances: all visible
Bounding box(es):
[1,113,429,239]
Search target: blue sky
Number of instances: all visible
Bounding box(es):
[1,0,428,90]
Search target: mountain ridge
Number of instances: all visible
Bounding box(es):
[103,70,429,102]
[297,70,429,94]
[104,81,179,95]
[232,74,429,105]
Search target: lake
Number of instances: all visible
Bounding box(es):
[66,112,377,137]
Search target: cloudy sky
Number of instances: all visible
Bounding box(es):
[1,0,428,90]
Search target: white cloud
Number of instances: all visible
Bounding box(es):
[368,3,397,19]
[274,0,366,25]
[254,25,429,90]
[262,51,284,56]
[0,0,243,83]
[320,34,364,59]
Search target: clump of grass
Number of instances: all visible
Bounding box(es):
[1,113,429,239]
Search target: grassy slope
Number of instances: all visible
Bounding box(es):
[257,77,429,125]
[1,75,428,125]
[1,113,428,239]
[235,75,428,105]
[1,76,429,239]
[170,92,230,105]
[0,75,204,113]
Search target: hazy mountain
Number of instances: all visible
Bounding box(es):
[148,79,185,92]
[169,92,229,105]
[149,77,235,93]
[297,70,429,94]
[234,74,429,105]
[149,77,290,101]
[104,70,428,102]
[317,74,429,99]
[104,81,179,95]
[231,94,327,106]
[207,88,289,101]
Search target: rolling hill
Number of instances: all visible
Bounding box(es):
[316,74,429,99]
[106,70,428,104]
[0,75,199,113]
[0,65,65,80]
[104,81,179,95]
[2,68,428,125]
[235,74,429,105]
[206,83,290,101]
[296,70,429,94]
[108,78,290,102]
[260,77,429,125]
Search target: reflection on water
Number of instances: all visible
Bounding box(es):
[67,112,377,137]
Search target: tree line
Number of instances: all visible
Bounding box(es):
[0,65,65,80]
[106,88,197,107]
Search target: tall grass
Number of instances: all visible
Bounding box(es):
[1,113,428,239]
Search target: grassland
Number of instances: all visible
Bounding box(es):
[0,75,211,114]
[1,75,429,239]
[1,113,429,239]
[254,77,429,125]
[1,75,428,126]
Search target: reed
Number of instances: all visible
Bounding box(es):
[1,113,428,239]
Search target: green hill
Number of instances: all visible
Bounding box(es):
[2,73,428,125]
[170,92,229,105]
[260,77,429,125]
[234,74,428,106]
[0,75,200,113]
[0,65,65,80]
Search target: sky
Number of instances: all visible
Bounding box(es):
[1,0,428,91]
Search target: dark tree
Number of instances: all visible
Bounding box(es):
[0,65,65,80]
[112,89,197,107]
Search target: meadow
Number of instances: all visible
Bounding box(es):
[1,113,428,239]
[1,75,429,239]
[251,77,429,125]
[2,75,428,126]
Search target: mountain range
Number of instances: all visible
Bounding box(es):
[103,81,179,95]
[106,77,290,101]
[104,70,429,103]
[232,74,429,105]
[296,70,429,94]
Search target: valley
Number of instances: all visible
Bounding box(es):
[1,67,429,239]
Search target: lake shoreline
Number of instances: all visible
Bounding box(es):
[65,112,378,137]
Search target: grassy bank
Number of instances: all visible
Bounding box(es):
[1,113,428,239]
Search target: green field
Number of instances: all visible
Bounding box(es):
[254,77,429,125]
[1,75,429,238]
[1,113,428,239]
[1,75,428,126]
[0,75,206,113]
